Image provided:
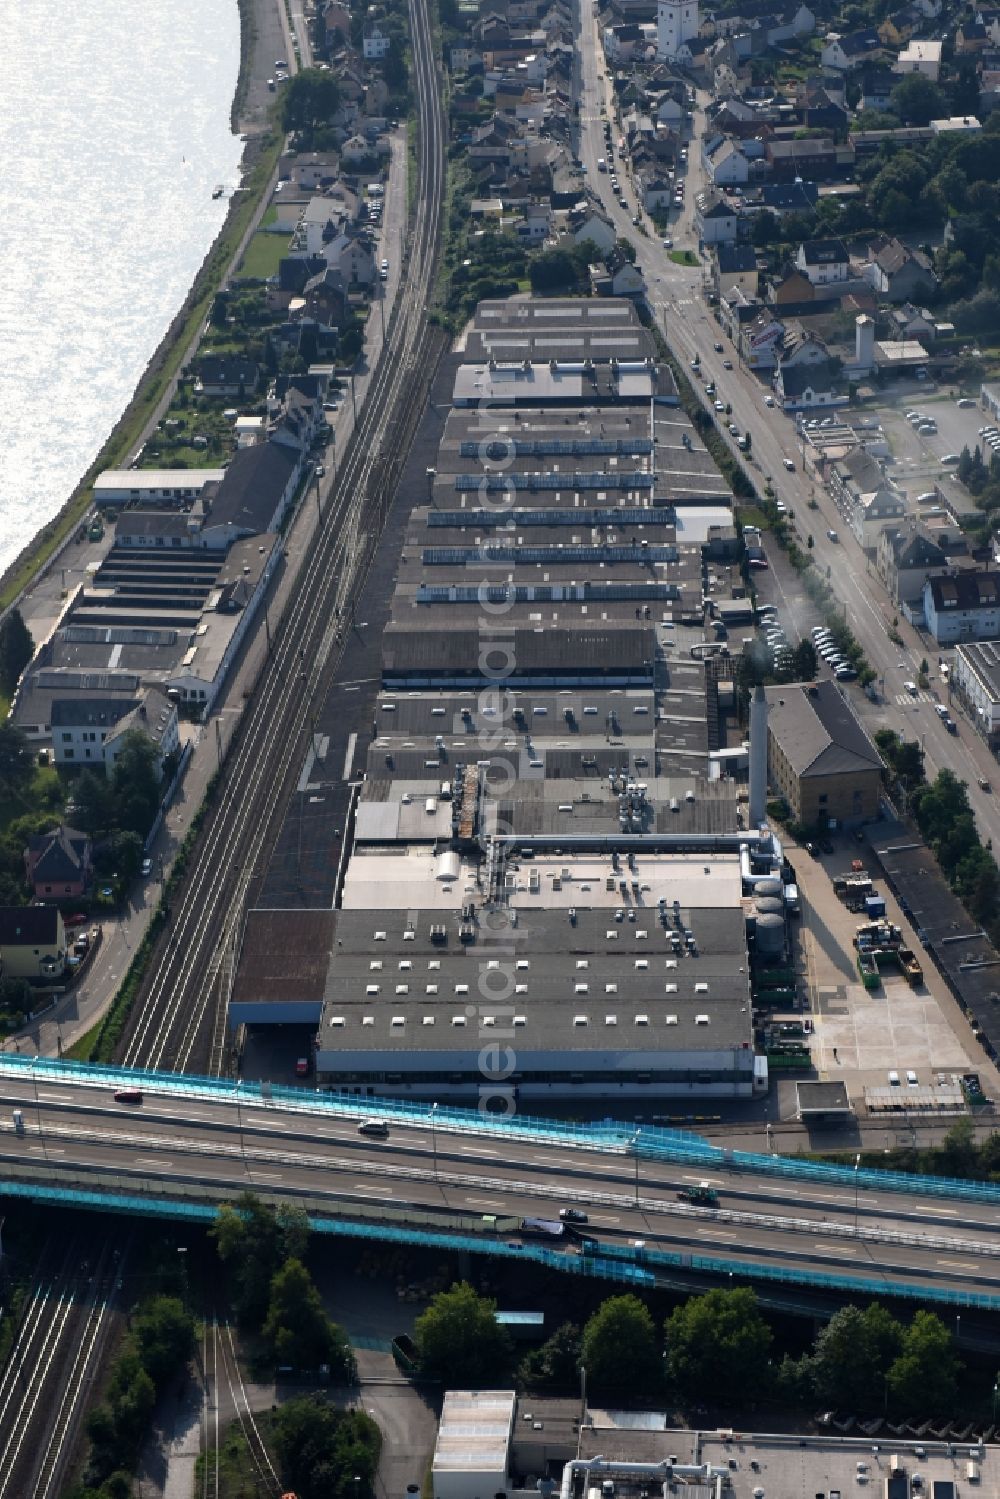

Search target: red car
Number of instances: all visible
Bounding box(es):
[114,1089,143,1105]
[63,913,88,928]
[295,1057,310,1077]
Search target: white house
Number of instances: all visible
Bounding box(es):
[363,24,391,59]
[704,136,750,186]
[571,210,617,256]
[894,39,943,77]
[795,237,851,286]
[51,689,180,776]
[657,0,700,59]
[695,192,739,245]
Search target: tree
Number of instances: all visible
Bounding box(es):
[615,236,638,264]
[0,610,33,698]
[111,729,162,837]
[72,768,115,837]
[272,1397,380,1499]
[664,1288,771,1405]
[890,73,945,126]
[132,1296,195,1389]
[518,1322,581,1392]
[792,639,818,680]
[94,828,144,885]
[806,1303,902,1409]
[415,1282,512,1386]
[581,1295,661,1400]
[211,1193,310,1327]
[209,291,229,328]
[887,1311,960,1414]
[281,68,342,134]
[262,1258,354,1375]
[530,247,586,294]
[0,721,33,800]
[383,38,409,92]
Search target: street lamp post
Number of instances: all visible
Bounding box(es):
[854,1151,861,1234]
[632,1128,641,1207]
[431,1101,439,1179]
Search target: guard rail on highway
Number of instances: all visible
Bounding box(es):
[4,1054,1000,1206]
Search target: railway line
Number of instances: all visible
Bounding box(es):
[0,0,448,1492]
[117,0,445,1077]
[201,1313,280,1499]
[0,1236,123,1499]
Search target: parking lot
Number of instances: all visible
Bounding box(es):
[782,830,975,1113]
[878,392,990,505]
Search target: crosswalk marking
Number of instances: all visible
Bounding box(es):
[894,691,932,705]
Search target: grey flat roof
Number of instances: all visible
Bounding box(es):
[231,908,337,1007]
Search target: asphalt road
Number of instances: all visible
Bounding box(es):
[573,21,1000,853]
[2,1073,999,1303]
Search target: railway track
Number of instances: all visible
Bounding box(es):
[0,1,445,1492]
[202,1312,281,1499]
[0,1237,123,1499]
[117,0,446,1078]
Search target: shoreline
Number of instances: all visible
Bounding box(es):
[0,0,277,619]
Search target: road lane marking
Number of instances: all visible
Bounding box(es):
[937,1258,979,1270]
[38,1092,66,1102]
[704,1230,737,1240]
[460,1146,498,1158]
[815,1242,857,1254]
[465,1198,505,1209]
[134,1157,173,1168]
[682,1174,723,1184]
[353,1185,393,1195]
[914,1207,959,1216]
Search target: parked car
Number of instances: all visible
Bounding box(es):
[783,457,795,471]
[827,529,839,542]
[140,857,152,877]
[722,358,733,370]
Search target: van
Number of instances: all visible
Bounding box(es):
[12,1109,23,1135]
[966,1462,979,1483]
[358,1119,390,1137]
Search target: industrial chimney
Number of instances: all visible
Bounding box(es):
[749,684,768,826]
[855,314,875,372]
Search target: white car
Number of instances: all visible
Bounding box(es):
[714,399,725,412]
[904,679,918,694]
[764,394,774,406]
[783,457,795,471]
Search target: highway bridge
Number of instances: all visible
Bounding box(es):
[1,1056,999,1311]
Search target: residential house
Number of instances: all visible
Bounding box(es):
[0,906,67,983]
[859,66,896,111]
[657,0,701,61]
[820,28,888,70]
[828,449,906,548]
[765,680,884,827]
[450,44,483,69]
[604,21,645,59]
[363,24,391,59]
[280,152,341,191]
[803,88,850,133]
[774,355,845,410]
[952,641,1000,747]
[341,133,384,167]
[702,135,751,186]
[638,169,676,210]
[876,520,949,604]
[302,265,349,329]
[738,306,784,369]
[769,267,818,306]
[714,243,758,299]
[894,38,942,76]
[570,207,618,255]
[24,826,92,901]
[956,20,990,52]
[194,356,259,398]
[923,571,1000,643]
[325,231,376,287]
[51,688,180,777]
[864,235,937,302]
[602,253,645,296]
[695,191,739,245]
[740,181,820,219]
[795,237,851,286]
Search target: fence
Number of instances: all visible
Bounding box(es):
[4,1054,1000,1208]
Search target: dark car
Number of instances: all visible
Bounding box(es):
[114,1089,143,1105]
[820,839,834,855]
[806,842,819,858]
[559,1207,589,1223]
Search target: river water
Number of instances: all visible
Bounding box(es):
[0,0,244,576]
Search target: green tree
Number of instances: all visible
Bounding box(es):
[806,1303,902,1409]
[94,828,144,885]
[415,1282,512,1386]
[887,1311,960,1414]
[792,639,818,679]
[581,1295,661,1400]
[72,768,115,837]
[0,609,33,698]
[0,721,34,800]
[272,1397,380,1499]
[664,1288,771,1405]
[111,728,163,837]
[890,73,945,126]
[518,1322,581,1392]
[132,1296,195,1390]
[211,1193,310,1327]
[383,38,409,92]
[615,236,638,264]
[281,68,342,134]
[262,1258,354,1374]
[530,247,586,294]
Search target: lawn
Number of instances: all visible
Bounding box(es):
[669,249,699,266]
[237,229,289,280]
